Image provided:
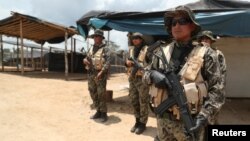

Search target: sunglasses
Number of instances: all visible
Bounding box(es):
[171,18,191,26]
[132,36,142,40]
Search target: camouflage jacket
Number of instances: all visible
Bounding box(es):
[145,40,225,119]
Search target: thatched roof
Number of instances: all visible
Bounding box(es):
[0,12,78,44]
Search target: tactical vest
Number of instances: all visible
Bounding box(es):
[149,43,208,120]
[127,45,148,76]
[88,45,105,71]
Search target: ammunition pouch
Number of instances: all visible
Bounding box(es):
[149,84,167,107]
[183,56,203,81]
[184,82,207,115]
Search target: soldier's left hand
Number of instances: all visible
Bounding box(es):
[190,114,207,132]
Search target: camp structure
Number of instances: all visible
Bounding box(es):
[76,0,250,97]
[0,11,78,79]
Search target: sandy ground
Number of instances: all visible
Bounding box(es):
[0,72,250,141]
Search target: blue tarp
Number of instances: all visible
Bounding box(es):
[78,10,250,38]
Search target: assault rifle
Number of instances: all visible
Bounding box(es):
[81,47,93,70]
[153,47,197,140]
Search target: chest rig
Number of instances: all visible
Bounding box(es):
[149,43,208,119]
[127,45,148,76]
[88,45,105,71]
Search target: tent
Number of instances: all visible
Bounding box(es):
[76,0,250,38]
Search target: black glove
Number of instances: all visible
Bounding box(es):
[150,70,167,88]
[189,114,207,132]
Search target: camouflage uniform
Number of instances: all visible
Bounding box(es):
[211,46,227,88]
[126,33,150,134]
[143,6,225,141]
[198,31,227,125]
[128,45,150,124]
[86,43,111,113]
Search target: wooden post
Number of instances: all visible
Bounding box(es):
[20,18,24,75]
[70,37,73,73]
[26,47,29,67]
[16,37,19,71]
[64,31,68,80]
[74,38,76,53]
[31,48,34,70]
[40,44,43,71]
[0,35,4,71]
[107,31,110,46]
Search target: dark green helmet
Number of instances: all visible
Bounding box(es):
[164,6,201,36]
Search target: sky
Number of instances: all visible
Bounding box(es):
[0,0,206,51]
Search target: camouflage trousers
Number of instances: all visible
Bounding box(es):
[156,114,206,141]
[129,76,149,124]
[88,71,107,112]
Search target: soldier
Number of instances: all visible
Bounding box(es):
[125,32,150,134]
[198,30,227,125]
[83,29,111,122]
[143,6,225,141]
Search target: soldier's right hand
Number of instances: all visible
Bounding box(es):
[150,70,167,88]
[83,58,90,65]
[126,60,134,67]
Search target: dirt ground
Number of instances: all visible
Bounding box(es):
[0,72,250,141]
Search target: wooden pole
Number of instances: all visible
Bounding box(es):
[64,31,68,79]
[107,31,110,46]
[16,37,19,71]
[0,35,4,71]
[71,37,73,73]
[20,18,24,75]
[31,48,34,70]
[26,47,29,67]
[74,38,76,53]
[40,44,43,71]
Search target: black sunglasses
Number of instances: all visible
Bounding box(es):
[132,36,142,40]
[171,18,191,26]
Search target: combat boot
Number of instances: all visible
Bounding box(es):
[135,122,146,134]
[130,118,140,133]
[90,110,101,119]
[99,112,108,122]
